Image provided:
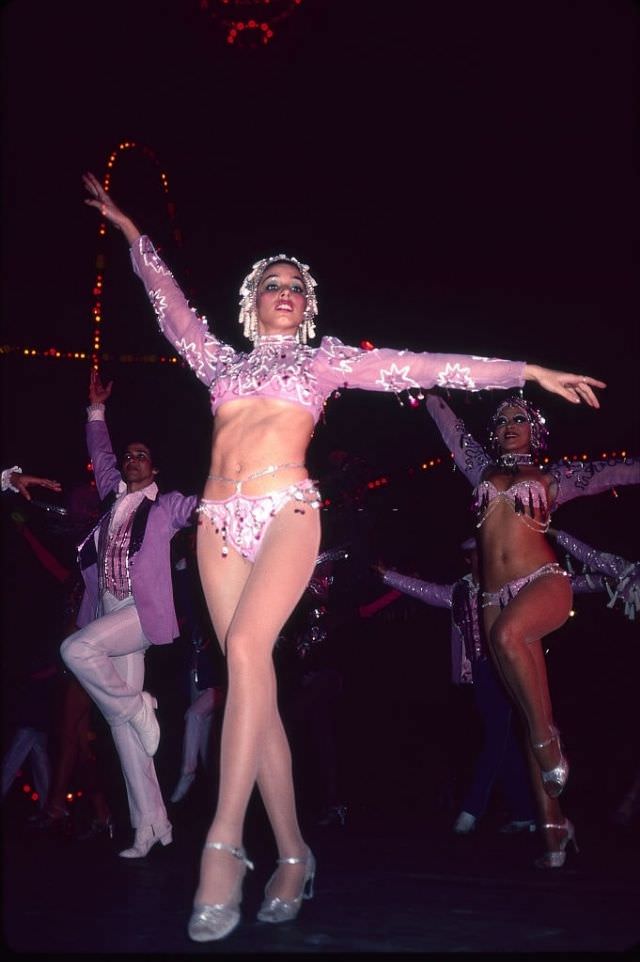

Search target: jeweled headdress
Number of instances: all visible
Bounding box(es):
[488,394,549,453]
[238,254,318,345]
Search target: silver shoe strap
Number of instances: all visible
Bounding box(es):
[533,731,558,749]
[277,854,310,865]
[204,841,254,870]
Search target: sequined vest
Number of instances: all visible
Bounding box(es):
[451,578,485,665]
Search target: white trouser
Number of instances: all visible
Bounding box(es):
[1,727,50,808]
[60,592,167,829]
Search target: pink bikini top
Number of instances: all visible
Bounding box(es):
[473,477,550,530]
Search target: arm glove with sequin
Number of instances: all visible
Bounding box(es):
[548,456,639,508]
[381,569,454,608]
[424,394,489,488]
[555,528,639,621]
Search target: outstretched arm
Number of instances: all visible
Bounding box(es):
[550,456,640,509]
[550,527,640,621]
[378,566,454,609]
[312,337,605,408]
[82,173,234,388]
[552,528,636,581]
[2,468,62,501]
[424,393,489,487]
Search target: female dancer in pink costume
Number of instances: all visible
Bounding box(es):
[426,392,639,866]
[83,170,605,939]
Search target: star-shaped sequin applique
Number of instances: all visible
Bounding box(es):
[375,362,420,392]
[436,363,476,391]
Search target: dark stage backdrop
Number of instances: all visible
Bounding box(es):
[1,1,638,810]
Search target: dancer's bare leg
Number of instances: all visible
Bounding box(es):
[195,501,320,907]
[483,575,571,774]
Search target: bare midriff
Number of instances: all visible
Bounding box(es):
[204,396,315,500]
[479,470,557,591]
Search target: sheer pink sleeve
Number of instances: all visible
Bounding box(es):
[130,235,237,387]
[312,336,526,399]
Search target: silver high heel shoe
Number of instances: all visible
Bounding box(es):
[188,842,254,942]
[118,818,173,858]
[534,819,579,869]
[533,726,569,798]
[257,849,316,924]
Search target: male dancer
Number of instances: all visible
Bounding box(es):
[61,371,197,857]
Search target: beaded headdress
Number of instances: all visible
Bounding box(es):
[238,255,318,345]
[488,394,549,454]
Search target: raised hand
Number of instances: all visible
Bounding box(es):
[524,364,606,408]
[82,172,141,244]
[89,368,113,405]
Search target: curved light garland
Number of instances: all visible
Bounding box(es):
[92,141,180,370]
[199,0,303,46]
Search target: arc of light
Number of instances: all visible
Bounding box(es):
[91,141,181,370]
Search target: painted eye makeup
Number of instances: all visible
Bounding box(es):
[495,414,528,428]
[263,280,304,294]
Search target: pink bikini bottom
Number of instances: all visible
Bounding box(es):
[197,478,321,562]
[481,562,568,609]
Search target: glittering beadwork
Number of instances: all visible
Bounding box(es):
[498,452,534,473]
[206,461,306,493]
[551,456,640,504]
[208,335,325,420]
[481,562,568,609]
[197,479,321,562]
[238,255,318,345]
[474,478,550,531]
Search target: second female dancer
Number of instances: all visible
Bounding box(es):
[83,170,605,940]
[425,392,639,866]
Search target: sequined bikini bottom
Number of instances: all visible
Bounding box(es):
[197,478,321,562]
[481,562,568,609]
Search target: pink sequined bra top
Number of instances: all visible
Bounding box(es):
[205,335,329,423]
[130,235,527,426]
[473,477,550,532]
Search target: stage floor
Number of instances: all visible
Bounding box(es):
[3,792,639,957]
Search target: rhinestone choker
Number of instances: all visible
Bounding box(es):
[498,452,534,473]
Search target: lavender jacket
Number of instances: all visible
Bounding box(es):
[76,418,198,645]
